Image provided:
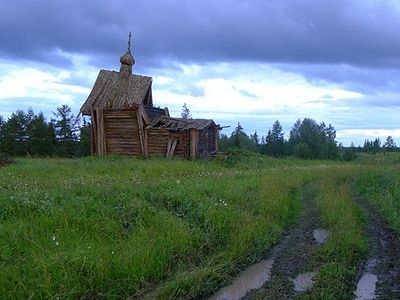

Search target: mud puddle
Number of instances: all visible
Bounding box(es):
[210,259,274,300]
[353,198,400,299]
[313,228,328,245]
[209,183,323,300]
[292,271,316,292]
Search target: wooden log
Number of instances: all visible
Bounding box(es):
[139,105,150,125]
[144,129,149,157]
[166,138,172,157]
[90,109,97,155]
[96,108,105,155]
[215,127,219,152]
[190,129,199,160]
[169,139,177,157]
[136,110,145,156]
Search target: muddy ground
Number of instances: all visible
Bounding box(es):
[354,198,400,299]
[243,183,323,300]
[210,184,400,300]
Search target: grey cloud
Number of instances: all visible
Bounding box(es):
[2,0,400,69]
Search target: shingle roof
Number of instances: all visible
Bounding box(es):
[80,70,152,115]
[147,116,216,131]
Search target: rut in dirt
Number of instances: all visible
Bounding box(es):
[210,183,327,300]
[354,198,400,300]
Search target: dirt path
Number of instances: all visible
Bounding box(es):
[210,185,400,300]
[210,183,326,300]
[354,198,400,299]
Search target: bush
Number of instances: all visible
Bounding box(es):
[342,149,357,161]
[293,142,314,159]
[0,152,13,166]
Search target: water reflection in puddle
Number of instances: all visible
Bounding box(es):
[354,273,378,300]
[292,272,316,292]
[313,228,328,244]
[210,259,274,300]
[354,258,378,300]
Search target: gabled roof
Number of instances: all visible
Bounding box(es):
[80,70,152,115]
[147,116,216,131]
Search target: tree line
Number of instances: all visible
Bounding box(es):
[220,119,398,160]
[1,103,397,161]
[0,105,90,157]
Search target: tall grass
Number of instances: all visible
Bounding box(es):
[355,166,400,235]
[304,171,368,299]
[0,154,394,299]
[0,156,320,298]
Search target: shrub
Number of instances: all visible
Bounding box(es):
[0,152,13,166]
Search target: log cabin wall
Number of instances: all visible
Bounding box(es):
[197,125,218,158]
[103,109,142,156]
[147,129,190,158]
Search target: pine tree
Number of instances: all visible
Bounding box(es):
[181,103,192,119]
[27,112,56,156]
[79,117,91,156]
[233,122,244,147]
[53,105,80,157]
[383,136,396,152]
[265,120,285,157]
[0,110,29,155]
[250,130,259,145]
[372,138,381,154]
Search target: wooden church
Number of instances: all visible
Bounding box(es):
[80,34,220,159]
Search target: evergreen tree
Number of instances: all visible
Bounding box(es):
[181,103,192,119]
[250,130,260,146]
[383,136,396,152]
[265,120,285,157]
[363,139,372,153]
[27,112,56,156]
[79,117,91,156]
[372,138,381,154]
[0,110,29,155]
[53,105,80,157]
[232,122,244,147]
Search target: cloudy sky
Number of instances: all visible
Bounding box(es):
[1,0,400,145]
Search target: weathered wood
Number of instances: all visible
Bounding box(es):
[144,130,149,157]
[166,138,172,157]
[139,105,150,125]
[169,139,178,157]
[90,109,97,155]
[136,110,145,155]
[190,129,199,159]
[215,128,219,152]
[96,108,105,155]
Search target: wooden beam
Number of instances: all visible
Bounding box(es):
[96,108,105,155]
[90,109,97,155]
[166,138,172,157]
[169,139,178,158]
[190,129,199,160]
[139,105,150,125]
[144,129,149,157]
[136,109,145,156]
[215,127,220,152]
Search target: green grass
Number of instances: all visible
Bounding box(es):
[302,172,368,299]
[355,165,400,235]
[0,153,399,299]
[0,156,313,298]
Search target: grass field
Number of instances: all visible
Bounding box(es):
[0,153,399,299]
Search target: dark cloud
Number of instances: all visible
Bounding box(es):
[2,0,400,68]
[277,63,400,94]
